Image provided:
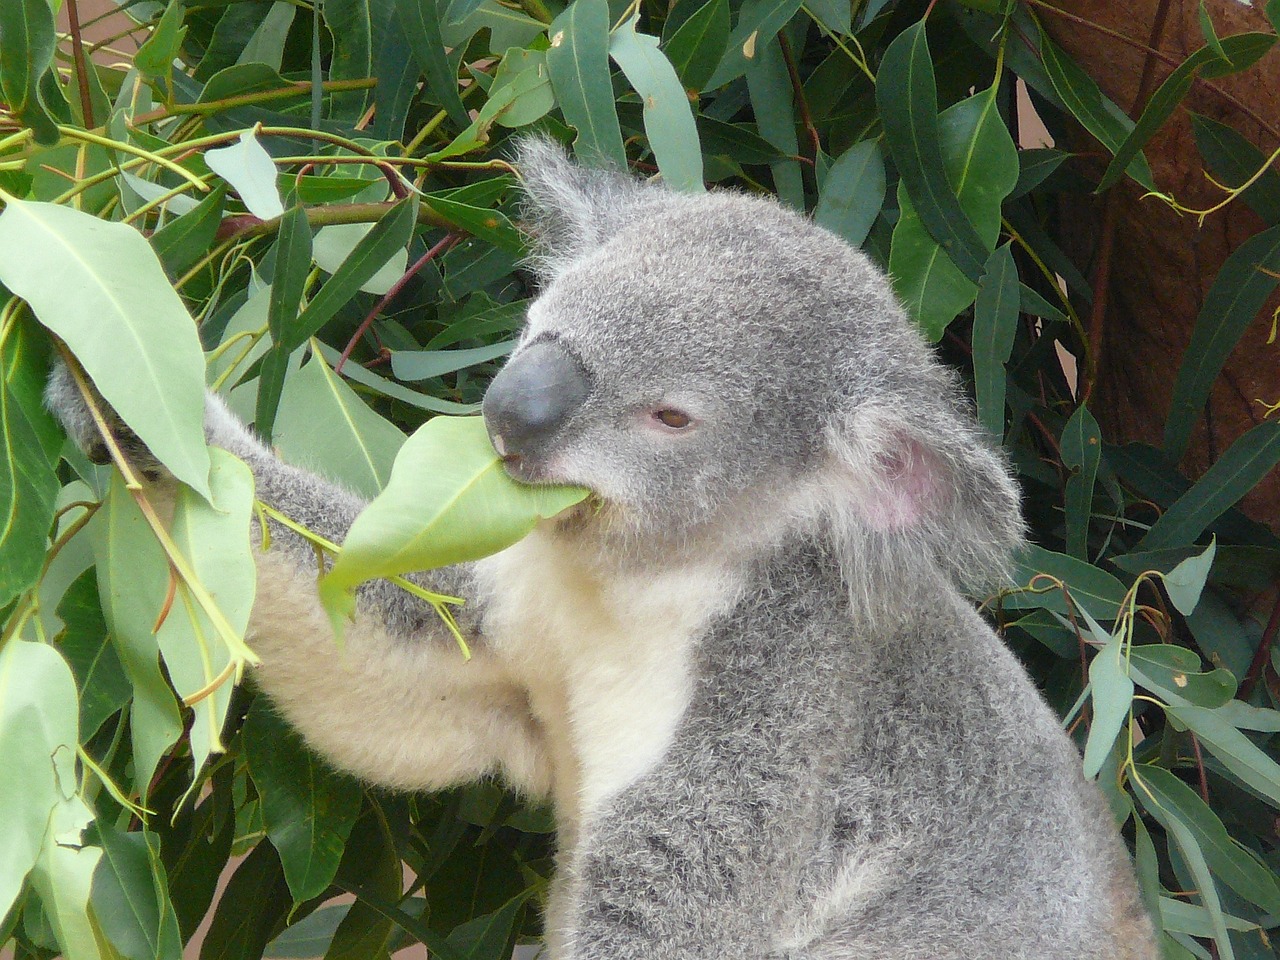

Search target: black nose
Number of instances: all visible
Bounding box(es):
[483,339,589,460]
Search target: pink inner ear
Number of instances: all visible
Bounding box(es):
[858,438,941,532]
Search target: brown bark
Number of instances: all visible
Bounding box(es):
[1038,0,1280,529]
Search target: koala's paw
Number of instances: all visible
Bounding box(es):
[45,363,167,476]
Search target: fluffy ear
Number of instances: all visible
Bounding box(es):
[512,136,652,280]
[825,394,1025,596]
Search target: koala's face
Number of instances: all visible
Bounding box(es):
[483,192,905,546]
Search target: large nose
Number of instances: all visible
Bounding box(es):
[483,339,589,459]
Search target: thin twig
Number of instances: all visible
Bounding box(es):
[1240,587,1280,701]
[334,234,460,374]
[1082,193,1116,405]
[778,34,821,161]
[65,0,96,128]
[1189,732,1211,804]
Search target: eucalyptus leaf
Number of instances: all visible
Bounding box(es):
[610,15,706,192]
[0,640,80,921]
[243,702,362,904]
[205,130,286,221]
[547,0,627,168]
[0,197,211,497]
[274,351,406,497]
[320,415,589,615]
[1083,637,1132,779]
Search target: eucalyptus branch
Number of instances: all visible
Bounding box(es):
[56,346,260,671]
[254,501,470,658]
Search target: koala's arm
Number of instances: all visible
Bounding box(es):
[48,368,550,797]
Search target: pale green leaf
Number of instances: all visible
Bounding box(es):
[274,351,406,497]
[610,15,705,192]
[0,197,211,497]
[205,130,286,221]
[0,640,79,921]
[1083,637,1132,778]
[321,415,588,608]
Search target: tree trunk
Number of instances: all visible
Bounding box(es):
[1039,0,1280,528]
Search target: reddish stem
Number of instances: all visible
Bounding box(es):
[65,0,96,128]
[334,233,460,375]
[1240,587,1280,701]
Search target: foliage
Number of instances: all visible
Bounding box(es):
[1,0,1279,957]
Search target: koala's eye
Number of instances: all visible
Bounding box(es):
[652,408,694,430]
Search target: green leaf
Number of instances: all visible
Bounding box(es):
[1128,643,1235,709]
[422,195,522,253]
[320,415,589,613]
[547,0,627,168]
[324,0,375,121]
[1004,544,1128,622]
[1143,420,1280,551]
[28,791,101,960]
[55,570,130,739]
[804,0,849,33]
[1197,1,1226,61]
[445,890,532,958]
[888,84,1018,340]
[159,448,256,780]
[1010,147,1068,199]
[0,196,212,498]
[312,222,410,297]
[971,243,1019,439]
[814,140,886,249]
[0,0,58,144]
[704,0,802,90]
[878,22,992,285]
[1038,28,1155,191]
[274,350,406,498]
[396,0,470,127]
[268,206,314,344]
[91,826,183,960]
[1166,703,1280,808]
[135,0,187,83]
[199,842,291,960]
[1132,764,1243,958]
[290,197,418,350]
[390,340,515,381]
[197,62,290,105]
[243,702,362,904]
[487,47,555,128]
[1163,224,1280,459]
[1191,113,1280,225]
[90,473,184,797]
[1083,637,1133,778]
[315,342,480,415]
[150,184,227,279]
[610,14,705,192]
[259,206,313,441]
[1061,404,1101,560]
[205,129,286,221]
[1164,537,1216,616]
[256,346,290,449]
[661,0,730,93]
[1098,33,1276,192]
[238,0,296,69]
[0,640,79,922]
[0,316,59,606]
[745,36,803,209]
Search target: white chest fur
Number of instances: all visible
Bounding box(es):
[474,532,739,830]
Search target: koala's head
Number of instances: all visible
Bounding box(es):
[483,138,1023,591]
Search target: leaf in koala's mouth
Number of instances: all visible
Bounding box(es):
[319,416,589,630]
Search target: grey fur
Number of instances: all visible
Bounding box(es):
[47,138,1156,959]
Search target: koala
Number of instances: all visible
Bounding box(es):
[48,138,1157,960]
